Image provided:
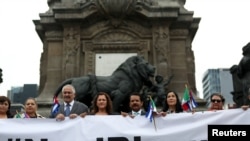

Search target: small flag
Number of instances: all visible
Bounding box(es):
[182,86,190,111]
[189,90,198,111]
[52,96,60,115]
[15,110,22,118]
[182,85,198,111]
[145,96,157,122]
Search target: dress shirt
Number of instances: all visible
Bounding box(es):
[132,110,142,116]
[64,101,74,111]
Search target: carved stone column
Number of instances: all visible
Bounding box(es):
[35,30,64,117]
[36,31,63,104]
[63,25,81,79]
[152,23,171,80]
[169,29,189,94]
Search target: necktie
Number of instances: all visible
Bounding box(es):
[65,103,71,116]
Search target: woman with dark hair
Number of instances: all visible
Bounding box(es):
[208,93,225,111]
[160,91,183,115]
[0,96,13,118]
[90,92,113,115]
[208,93,249,111]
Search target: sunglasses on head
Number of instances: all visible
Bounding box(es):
[211,99,222,103]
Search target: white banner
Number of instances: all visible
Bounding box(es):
[0,109,250,141]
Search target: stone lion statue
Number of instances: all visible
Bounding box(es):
[141,74,174,109]
[53,56,155,112]
[230,42,250,106]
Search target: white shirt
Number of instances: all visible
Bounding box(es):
[64,100,74,111]
[132,110,142,116]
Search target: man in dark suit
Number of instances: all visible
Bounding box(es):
[121,92,146,118]
[50,84,88,120]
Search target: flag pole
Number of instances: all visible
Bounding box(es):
[149,96,157,131]
[186,83,193,112]
[152,114,157,131]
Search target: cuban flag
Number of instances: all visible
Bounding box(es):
[52,96,60,115]
[188,90,198,111]
[182,85,198,111]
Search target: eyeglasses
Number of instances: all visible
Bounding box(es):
[211,99,222,103]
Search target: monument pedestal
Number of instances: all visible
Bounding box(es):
[34,0,200,101]
[36,102,52,118]
[194,98,207,112]
[34,0,206,113]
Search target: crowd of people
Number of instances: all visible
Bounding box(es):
[0,84,249,120]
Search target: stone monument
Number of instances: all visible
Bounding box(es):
[33,0,205,115]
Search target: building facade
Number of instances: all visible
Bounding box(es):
[202,69,234,108]
[8,84,38,105]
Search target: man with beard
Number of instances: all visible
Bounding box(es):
[121,92,146,118]
[50,84,89,120]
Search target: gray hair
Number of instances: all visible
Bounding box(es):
[61,84,76,94]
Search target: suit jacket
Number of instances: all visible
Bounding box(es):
[141,110,146,115]
[50,101,88,118]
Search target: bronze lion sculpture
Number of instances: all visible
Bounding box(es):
[53,56,155,112]
[230,42,250,106]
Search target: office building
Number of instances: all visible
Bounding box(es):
[202,69,234,108]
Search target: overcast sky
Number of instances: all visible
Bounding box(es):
[0,0,250,98]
